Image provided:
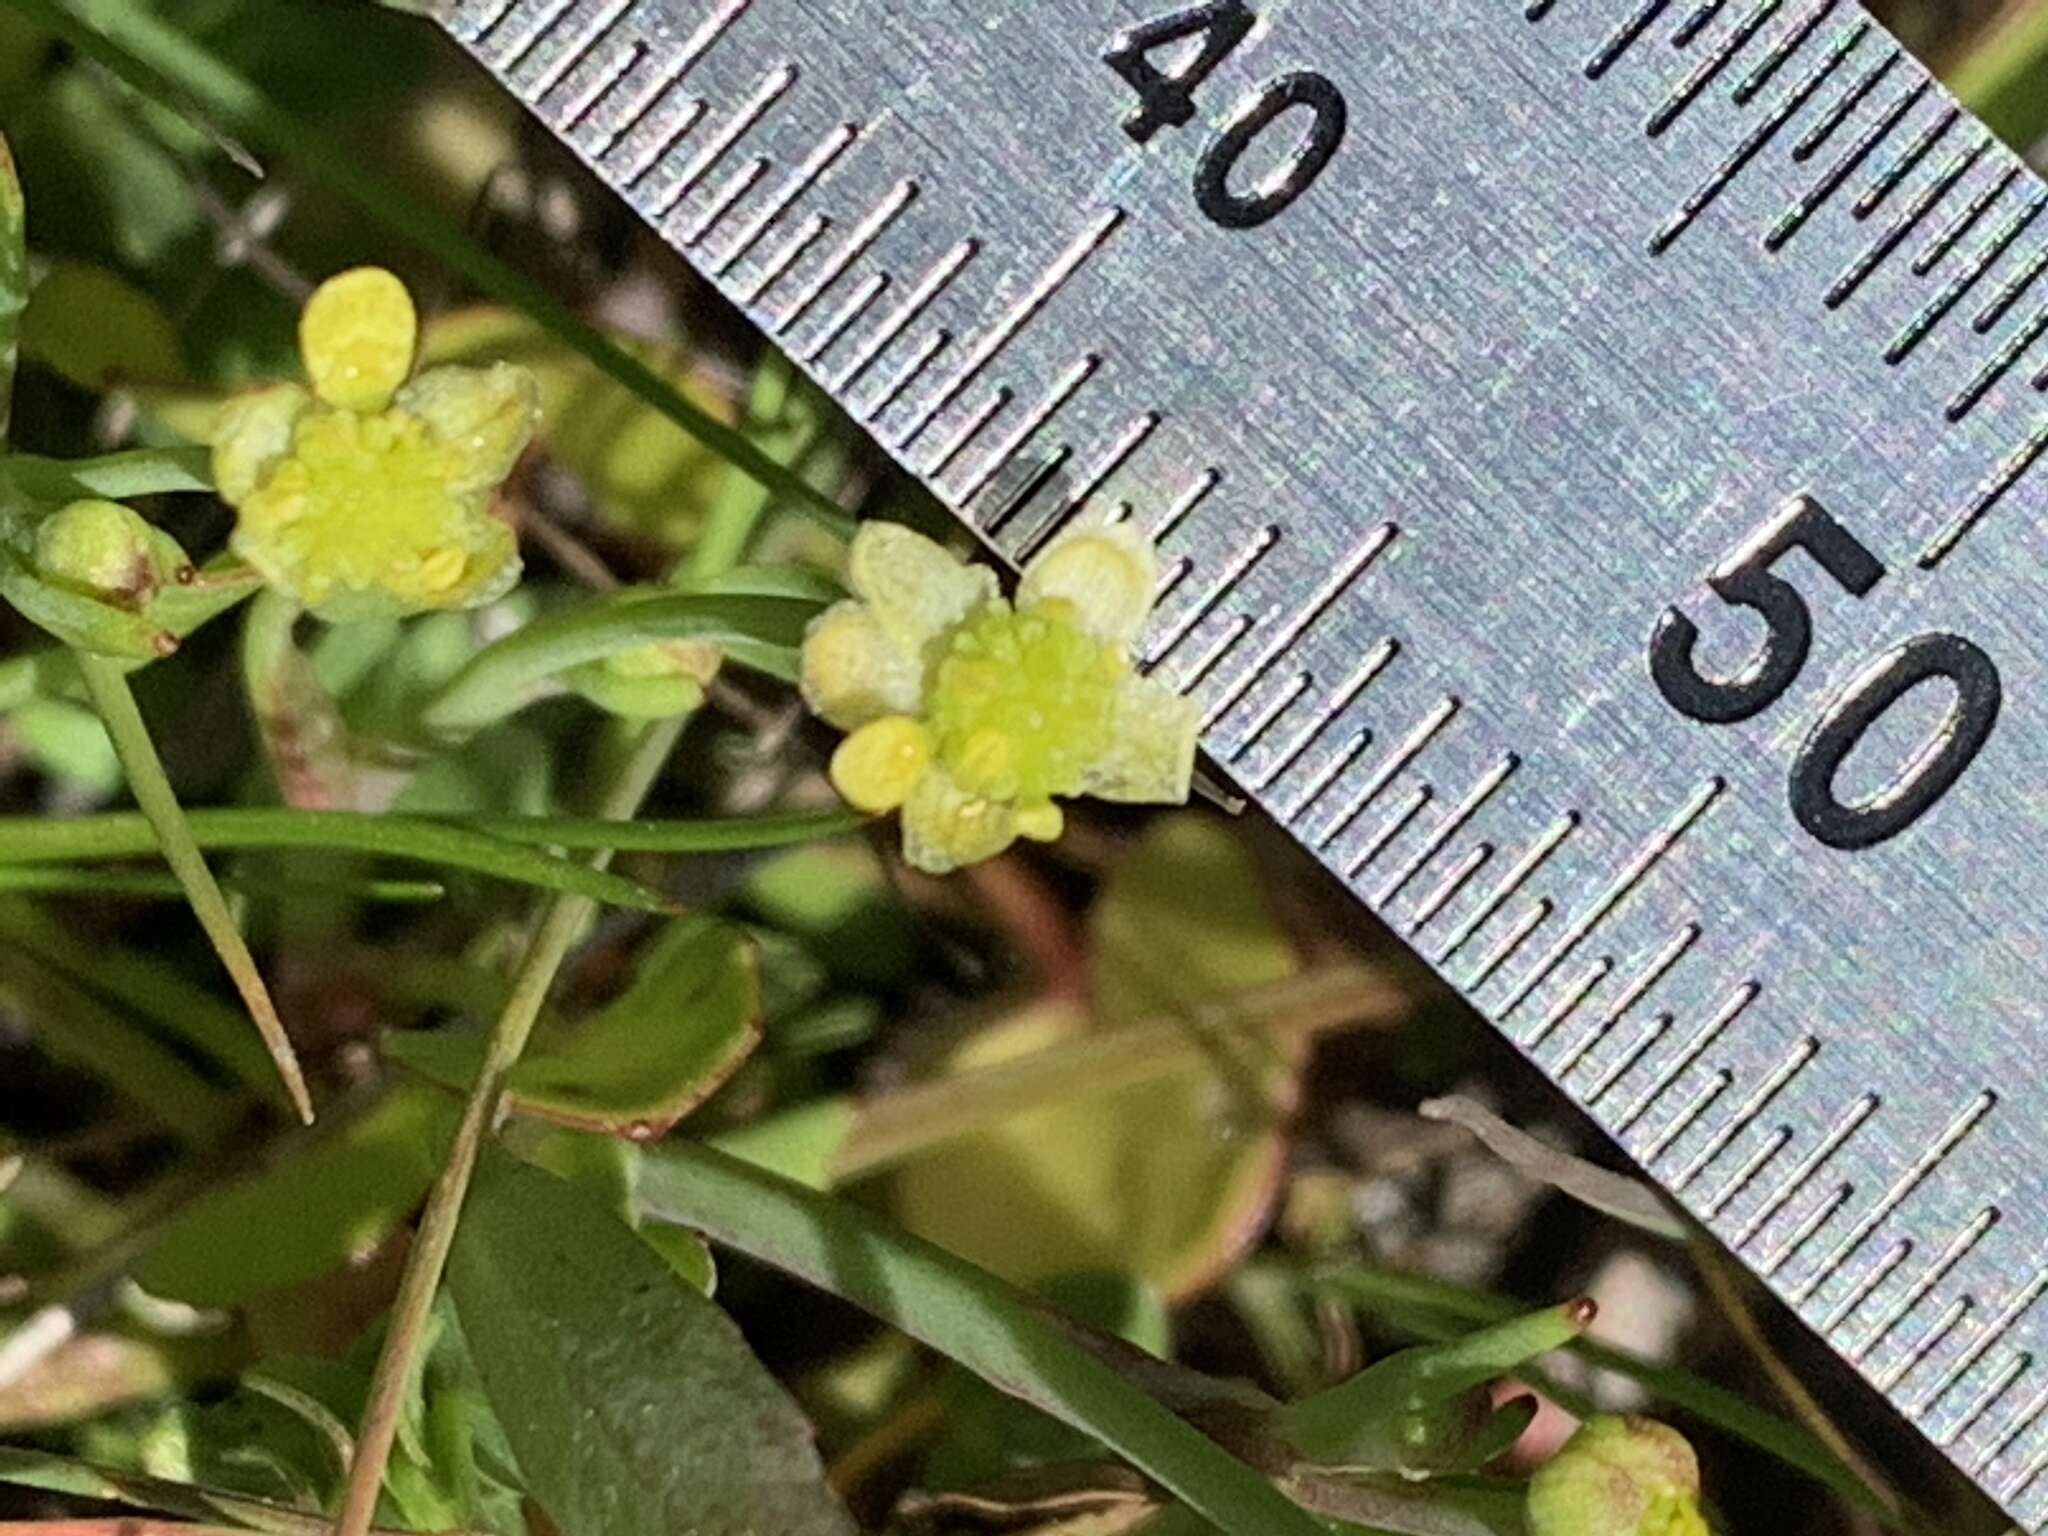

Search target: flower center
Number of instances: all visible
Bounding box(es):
[925,599,1124,802]
[240,409,477,607]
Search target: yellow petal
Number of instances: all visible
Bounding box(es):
[799,599,924,730]
[1081,673,1197,804]
[846,521,998,651]
[830,716,933,813]
[1015,800,1065,843]
[398,362,541,492]
[210,383,311,506]
[1017,519,1158,647]
[900,765,1018,874]
[300,267,418,413]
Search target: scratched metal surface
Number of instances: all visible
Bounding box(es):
[437,0,2048,1520]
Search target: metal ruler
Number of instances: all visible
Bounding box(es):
[438,0,2048,1521]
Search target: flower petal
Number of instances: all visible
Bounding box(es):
[300,267,417,413]
[830,716,932,813]
[1017,518,1158,648]
[399,362,542,493]
[846,522,997,651]
[799,599,924,730]
[210,383,311,507]
[900,765,1018,875]
[1082,673,1197,804]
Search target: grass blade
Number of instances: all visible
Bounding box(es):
[15,0,855,539]
[6,445,213,501]
[466,807,865,852]
[636,1141,1330,1536]
[74,651,313,1124]
[419,591,820,737]
[0,809,679,911]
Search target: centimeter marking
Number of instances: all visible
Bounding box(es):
[446,0,2048,1523]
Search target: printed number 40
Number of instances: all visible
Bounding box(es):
[1104,0,1349,229]
[1650,497,2001,850]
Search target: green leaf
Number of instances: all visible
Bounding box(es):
[76,651,312,1121]
[0,132,24,441]
[420,590,822,737]
[20,259,185,390]
[449,1149,857,1536]
[0,806,680,913]
[6,445,214,503]
[133,1085,458,1306]
[390,917,762,1138]
[708,1096,859,1190]
[0,944,238,1146]
[639,1142,1330,1536]
[893,813,1303,1298]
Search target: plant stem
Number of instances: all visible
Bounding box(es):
[6,446,212,502]
[333,717,683,1536]
[72,651,313,1124]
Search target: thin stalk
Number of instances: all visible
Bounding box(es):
[16,0,854,540]
[333,718,684,1536]
[6,446,212,502]
[0,867,445,902]
[73,652,313,1124]
[0,805,853,881]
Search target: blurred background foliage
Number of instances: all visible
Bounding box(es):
[0,3,2044,1536]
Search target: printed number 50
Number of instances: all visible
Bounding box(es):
[1650,497,2001,850]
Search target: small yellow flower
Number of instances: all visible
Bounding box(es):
[211,267,540,623]
[800,519,1196,874]
[1527,1417,1709,1536]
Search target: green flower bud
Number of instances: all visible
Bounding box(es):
[564,639,722,719]
[34,498,189,606]
[1527,1416,1708,1536]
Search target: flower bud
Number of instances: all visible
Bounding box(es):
[1527,1416,1707,1536]
[34,498,189,607]
[565,639,723,719]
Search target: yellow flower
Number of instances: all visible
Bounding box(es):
[1527,1417,1709,1536]
[800,520,1196,874]
[211,267,539,622]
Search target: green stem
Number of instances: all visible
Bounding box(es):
[73,651,313,1124]
[14,0,855,540]
[0,805,857,877]
[333,717,685,1536]
[0,866,445,901]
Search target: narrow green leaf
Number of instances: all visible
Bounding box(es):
[467,806,866,853]
[0,807,679,913]
[0,132,24,442]
[389,917,762,1138]
[0,866,446,901]
[0,894,280,1095]
[7,444,213,501]
[0,944,238,1145]
[637,1141,1331,1536]
[133,1085,458,1307]
[16,0,856,537]
[450,1149,857,1536]
[75,651,313,1123]
[420,590,821,737]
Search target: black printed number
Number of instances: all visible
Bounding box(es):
[1789,634,2003,851]
[1104,0,1256,143]
[1650,497,1883,725]
[1650,496,2001,850]
[1104,3,1349,229]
